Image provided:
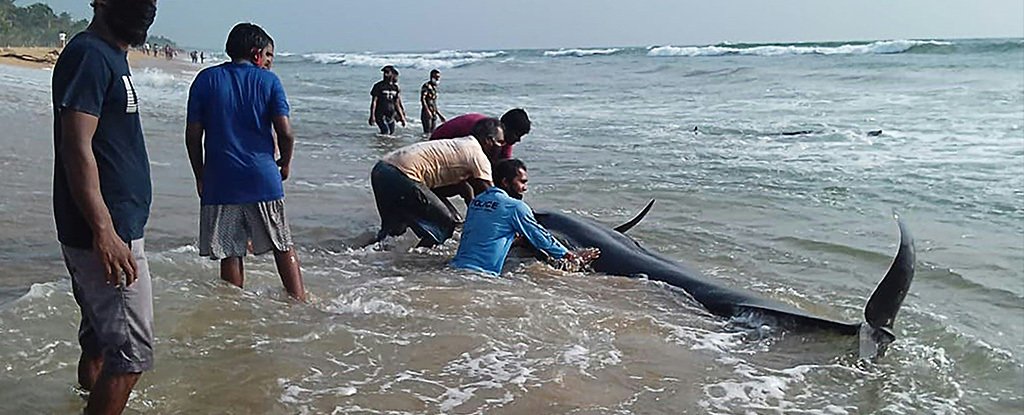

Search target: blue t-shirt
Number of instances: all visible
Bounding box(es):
[52,31,152,249]
[451,187,569,275]
[186,61,290,205]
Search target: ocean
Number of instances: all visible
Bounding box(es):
[0,38,1021,413]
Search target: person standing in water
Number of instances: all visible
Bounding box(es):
[420,69,445,134]
[51,0,158,413]
[369,65,407,135]
[185,23,306,301]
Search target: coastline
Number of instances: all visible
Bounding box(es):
[0,46,198,72]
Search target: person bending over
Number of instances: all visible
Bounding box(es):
[185,23,305,301]
[370,118,504,248]
[451,159,599,275]
[430,108,531,160]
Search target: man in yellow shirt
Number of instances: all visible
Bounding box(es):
[370,118,503,247]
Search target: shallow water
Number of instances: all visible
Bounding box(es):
[0,39,1021,413]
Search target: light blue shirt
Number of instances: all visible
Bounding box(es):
[451,187,569,275]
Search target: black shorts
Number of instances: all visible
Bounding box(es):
[371,161,459,246]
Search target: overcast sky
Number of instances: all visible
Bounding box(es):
[21,0,1024,52]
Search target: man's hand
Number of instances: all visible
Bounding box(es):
[399,116,407,128]
[438,113,447,123]
[368,116,375,126]
[93,230,137,287]
[278,159,290,181]
[565,247,601,263]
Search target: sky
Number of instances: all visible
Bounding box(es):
[19,0,1024,52]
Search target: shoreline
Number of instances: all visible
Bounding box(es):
[0,46,200,72]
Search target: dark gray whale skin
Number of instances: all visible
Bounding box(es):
[534,204,915,343]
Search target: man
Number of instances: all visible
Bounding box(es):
[371,118,503,248]
[51,0,157,413]
[368,65,407,135]
[430,108,531,160]
[419,69,445,134]
[185,23,306,301]
[451,159,600,275]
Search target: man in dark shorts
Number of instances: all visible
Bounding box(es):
[369,65,407,135]
[51,0,157,413]
[430,108,531,160]
[185,23,306,301]
[371,118,504,248]
[419,69,445,134]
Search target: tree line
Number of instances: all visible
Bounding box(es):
[0,1,88,47]
[0,1,177,48]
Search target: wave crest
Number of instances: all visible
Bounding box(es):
[543,48,621,57]
[300,50,505,69]
[648,40,954,57]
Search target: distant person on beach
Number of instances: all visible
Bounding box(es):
[200,51,205,64]
[58,32,67,48]
[370,118,503,248]
[185,23,306,301]
[419,69,445,134]
[50,0,158,413]
[190,50,198,64]
[143,42,150,55]
[451,159,600,275]
[431,108,531,160]
[369,65,406,135]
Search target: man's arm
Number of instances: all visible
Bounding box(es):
[369,96,378,126]
[466,178,491,204]
[61,110,138,285]
[184,122,204,196]
[509,202,569,260]
[272,115,295,180]
[396,94,407,126]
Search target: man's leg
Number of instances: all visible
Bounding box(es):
[408,182,459,247]
[84,372,141,415]
[220,257,244,287]
[63,239,155,414]
[273,249,304,301]
[78,352,102,391]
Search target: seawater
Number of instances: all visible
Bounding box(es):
[0,38,1021,413]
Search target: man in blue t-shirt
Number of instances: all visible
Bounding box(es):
[451,159,600,275]
[185,23,306,301]
[51,1,157,413]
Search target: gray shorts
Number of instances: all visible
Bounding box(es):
[62,239,154,374]
[199,199,294,260]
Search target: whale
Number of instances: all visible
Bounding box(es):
[533,201,915,358]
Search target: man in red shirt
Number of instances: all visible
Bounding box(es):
[430,108,530,160]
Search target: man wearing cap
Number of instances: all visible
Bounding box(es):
[430,108,531,160]
[369,65,407,135]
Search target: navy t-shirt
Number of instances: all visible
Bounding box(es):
[186,61,289,205]
[52,31,152,249]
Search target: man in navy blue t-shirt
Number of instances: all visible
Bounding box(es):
[185,23,306,301]
[51,0,157,413]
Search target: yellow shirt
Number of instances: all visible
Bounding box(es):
[382,137,492,188]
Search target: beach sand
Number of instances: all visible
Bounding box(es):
[0,46,196,71]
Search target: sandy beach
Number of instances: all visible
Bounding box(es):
[0,46,195,71]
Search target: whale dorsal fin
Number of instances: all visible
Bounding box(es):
[615,199,656,234]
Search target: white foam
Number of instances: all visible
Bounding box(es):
[543,48,621,57]
[302,50,504,69]
[648,40,953,57]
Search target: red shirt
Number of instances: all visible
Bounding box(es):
[430,113,514,159]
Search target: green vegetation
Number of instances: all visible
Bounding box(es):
[0,1,175,48]
[0,1,87,47]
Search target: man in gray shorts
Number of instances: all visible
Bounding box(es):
[185,23,306,301]
[51,0,158,413]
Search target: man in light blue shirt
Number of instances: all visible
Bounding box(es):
[451,159,599,275]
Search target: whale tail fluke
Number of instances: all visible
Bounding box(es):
[859,213,916,359]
